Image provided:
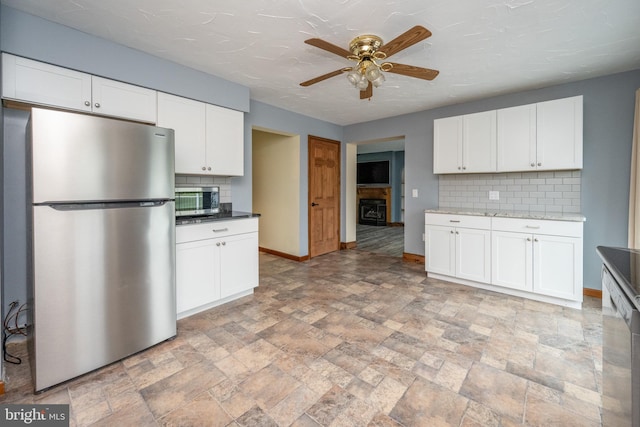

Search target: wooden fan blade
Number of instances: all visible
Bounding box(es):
[378,25,432,58]
[305,38,352,59]
[360,82,373,99]
[300,69,346,87]
[386,63,439,80]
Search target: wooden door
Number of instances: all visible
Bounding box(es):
[308,136,341,257]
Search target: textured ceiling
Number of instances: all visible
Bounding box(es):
[2,0,640,125]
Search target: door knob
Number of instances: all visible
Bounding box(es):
[311,202,319,207]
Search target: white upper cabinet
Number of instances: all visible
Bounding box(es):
[497,103,536,172]
[433,110,496,174]
[157,92,245,176]
[91,76,157,123]
[433,116,463,174]
[205,103,244,176]
[497,96,583,172]
[2,53,157,123]
[2,53,92,112]
[157,92,207,174]
[536,96,583,171]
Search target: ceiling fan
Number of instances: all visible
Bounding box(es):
[300,25,439,100]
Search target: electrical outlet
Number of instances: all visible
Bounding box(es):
[489,190,499,201]
[412,189,419,198]
[422,233,425,241]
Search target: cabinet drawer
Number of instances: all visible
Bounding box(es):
[177,217,258,243]
[491,217,582,237]
[425,213,491,230]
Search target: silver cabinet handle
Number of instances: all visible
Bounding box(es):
[525,225,540,229]
[212,228,229,233]
[84,101,90,106]
[94,102,100,108]
[449,220,460,223]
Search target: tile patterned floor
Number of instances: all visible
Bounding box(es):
[0,250,603,426]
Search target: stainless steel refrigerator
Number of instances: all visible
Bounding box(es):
[27,108,177,392]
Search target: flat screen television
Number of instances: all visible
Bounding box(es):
[357,160,390,185]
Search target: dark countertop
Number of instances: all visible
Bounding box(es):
[597,246,640,306]
[176,211,260,226]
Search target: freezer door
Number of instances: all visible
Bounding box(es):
[30,108,175,203]
[31,202,176,392]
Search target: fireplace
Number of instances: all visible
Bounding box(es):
[359,199,387,226]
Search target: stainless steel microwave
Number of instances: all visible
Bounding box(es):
[175,186,220,217]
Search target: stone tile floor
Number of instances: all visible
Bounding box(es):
[0,250,603,426]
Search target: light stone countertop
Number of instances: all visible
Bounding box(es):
[424,208,586,222]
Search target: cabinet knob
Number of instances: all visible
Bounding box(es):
[462,166,466,170]
[207,167,212,171]
[534,238,539,242]
[526,237,532,241]
[216,242,221,246]
[530,163,535,167]
[222,241,226,246]
[458,166,461,170]
[94,102,100,108]
[537,162,542,167]
[202,166,206,171]
[450,230,454,234]
[455,231,459,234]
[84,101,90,107]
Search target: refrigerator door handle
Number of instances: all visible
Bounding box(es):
[39,200,173,211]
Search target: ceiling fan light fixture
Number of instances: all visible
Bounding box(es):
[364,63,382,82]
[356,77,369,90]
[371,72,385,88]
[346,69,361,86]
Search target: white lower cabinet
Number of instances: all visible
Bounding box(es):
[425,214,491,284]
[176,218,259,319]
[426,213,584,308]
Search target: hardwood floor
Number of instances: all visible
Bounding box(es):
[355,224,404,257]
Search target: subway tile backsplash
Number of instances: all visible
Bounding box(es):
[175,175,233,204]
[438,170,581,214]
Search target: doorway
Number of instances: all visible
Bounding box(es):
[350,137,405,257]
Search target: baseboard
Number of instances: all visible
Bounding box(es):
[388,222,404,227]
[0,381,4,395]
[403,253,425,264]
[259,247,310,262]
[583,288,602,299]
[341,241,357,250]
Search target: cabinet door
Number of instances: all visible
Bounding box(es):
[433,116,463,174]
[206,104,244,176]
[456,228,491,283]
[2,53,92,112]
[536,96,583,170]
[425,225,455,276]
[463,110,496,173]
[157,92,207,174]
[533,234,582,301]
[176,239,220,315]
[91,76,157,123]
[497,104,536,172]
[492,231,532,291]
[219,232,259,299]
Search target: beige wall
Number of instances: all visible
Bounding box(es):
[252,129,300,256]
